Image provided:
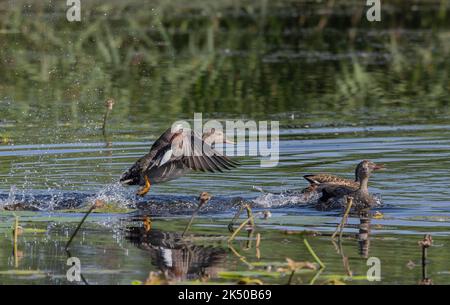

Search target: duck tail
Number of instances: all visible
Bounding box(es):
[303,175,319,185]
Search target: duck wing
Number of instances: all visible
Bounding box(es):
[303,174,358,188]
[320,184,355,200]
[315,183,357,210]
[120,128,174,185]
[146,128,239,174]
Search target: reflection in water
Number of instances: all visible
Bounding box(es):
[358,210,371,258]
[331,211,372,277]
[125,225,226,282]
[419,234,433,285]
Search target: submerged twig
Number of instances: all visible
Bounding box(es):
[331,196,353,240]
[182,192,211,237]
[65,200,105,251]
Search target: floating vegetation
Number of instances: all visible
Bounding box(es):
[0,270,46,276]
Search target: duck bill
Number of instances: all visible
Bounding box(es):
[224,139,236,145]
[120,178,134,185]
[373,164,385,170]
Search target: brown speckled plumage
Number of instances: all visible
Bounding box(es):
[302,160,384,210]
[120,127,239,188]
[303,174,359,188]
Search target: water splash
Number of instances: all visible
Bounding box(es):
[253,191,314,208]
[0,185,17,208]
[86,182,135,209]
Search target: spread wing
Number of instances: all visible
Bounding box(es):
[147,129,239,173]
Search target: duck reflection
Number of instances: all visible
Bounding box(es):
[332,210,372,276]
[357,210,371,258]
[125,225,226,282]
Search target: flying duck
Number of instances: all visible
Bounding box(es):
[120,126,239,196]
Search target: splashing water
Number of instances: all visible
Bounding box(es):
[0,185,17,208]
[87,182,136,209]
[253,191,315,208]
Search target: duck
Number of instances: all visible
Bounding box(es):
[120,125,239,196]
[303,160,384,210]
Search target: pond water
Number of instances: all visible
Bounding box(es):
[0,0,449,285]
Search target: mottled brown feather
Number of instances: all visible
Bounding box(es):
[303,174,359,188]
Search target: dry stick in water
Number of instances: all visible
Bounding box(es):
[13,214,19,268]
[228,204,245,233]
[228,205,259,243]
[182,206,202,237]
[228,215,257,243]
[419,234,433,284]
[65,200,104,250]
[102,98,114,137]
[228,207,260,243]
[255,233,261,259]
[182,192,211,237]
[331,197,354,240]
[244,205,256,249]
[244,228,254,250]
[287,270,296,285]
[245,205,255,227]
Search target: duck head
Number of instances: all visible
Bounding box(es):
[355,160,384,190]
[202,128,235,148]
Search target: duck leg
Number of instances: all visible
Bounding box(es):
[137,175,151,196]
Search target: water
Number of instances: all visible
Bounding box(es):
[0,0,449,284]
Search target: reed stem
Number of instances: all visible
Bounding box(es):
[332,197,353,240]
[65,204,96,250]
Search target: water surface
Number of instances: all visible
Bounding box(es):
[0,0,449,285]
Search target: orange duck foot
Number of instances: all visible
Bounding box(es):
[137,175,151,196]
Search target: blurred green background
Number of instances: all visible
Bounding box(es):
[0,0,448,139]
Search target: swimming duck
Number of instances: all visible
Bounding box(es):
[120,126,239,196]
[303,160,384,210]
